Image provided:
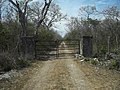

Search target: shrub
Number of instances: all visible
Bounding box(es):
[0,53,17,71]
[16,57,31,69]
[90,59,98,65]
[0,53,31,72]
[84,58,90,61]
[93,53,99,58]
[108,59,119,70]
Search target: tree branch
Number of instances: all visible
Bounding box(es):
[24,0,29,15]
[9,0,17,7]
[36,0,52,29]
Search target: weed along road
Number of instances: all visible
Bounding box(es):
[22,42,95,90]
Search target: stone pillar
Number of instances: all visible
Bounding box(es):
[20,36,35,60]
[80,39,83,55]
[83,36,93,57]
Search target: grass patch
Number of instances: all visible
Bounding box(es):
[0,53,16,71]
[108,59,119,70]
[90,59,98,65]
[0,53,31,72]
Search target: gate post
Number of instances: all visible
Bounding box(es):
[78,40,80,54]
[83,36,93,57]
[80,39,83,55]
[20,36,35,60]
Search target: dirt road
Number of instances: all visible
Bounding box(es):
[0,43,119,90]
[22,42,94,90]
[22,59,95,90]
[20,42,120,90]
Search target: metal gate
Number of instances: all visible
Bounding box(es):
[58,40,80,59]
[35,40,59,59]
[35,39,80,59]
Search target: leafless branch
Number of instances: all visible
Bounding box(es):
[37,0,52,29]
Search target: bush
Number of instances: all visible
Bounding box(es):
[93,53,99,58]
[108,59,119,70]
[0,53,17,71]
[90,59,98,65]
[84,58,90,61]
[16,57,31,69]
[0,53,31,72]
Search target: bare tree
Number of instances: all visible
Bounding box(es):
[0,0,2,23]
[79,5,97,35]
[44,3,66,29]
[35,0,52,34]
[28,1,43,24]
[0,0,5,23]
[9,0,31,36]
[8,0,53,59]
[29,1,65,31]
[9,0,53,36]
[79,5,96,19]
[103,6,120,52]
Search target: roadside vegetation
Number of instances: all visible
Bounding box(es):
[0,0,120,89]
[0,0,64,72]
[65,5,120,71]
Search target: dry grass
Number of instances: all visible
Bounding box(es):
[76,60,120,90]
[1,59,120,90]
[0,61,44,90]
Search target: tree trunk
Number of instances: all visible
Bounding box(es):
[0,8,1,23]
[107,36,110,54]
[115,35,118,52]
[19,13,27,36]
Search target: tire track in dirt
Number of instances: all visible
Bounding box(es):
[65,59,95,90]
[22,60,56,90]
[22,59,75,90]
